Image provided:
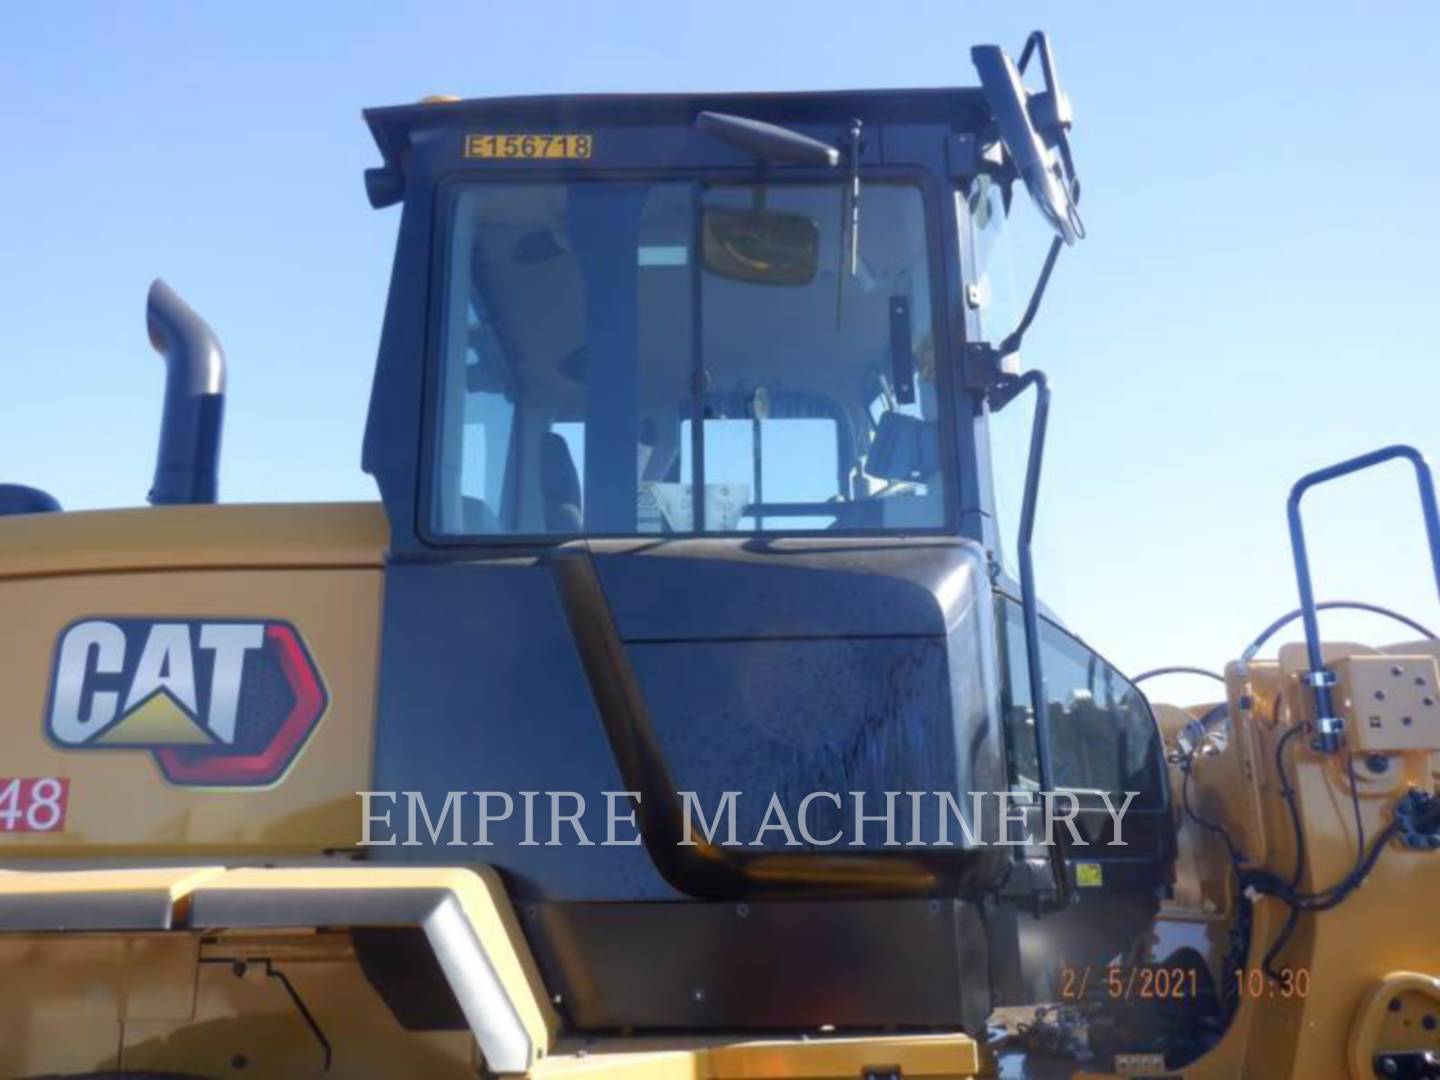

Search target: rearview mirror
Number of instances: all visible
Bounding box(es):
[971,38,1083,245]
[702,209,820,286]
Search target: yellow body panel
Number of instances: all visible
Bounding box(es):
[0,930,482,1078]
[0,865,983,1079]
[0,502,388,856]
[0,864,542,1077]
[10,500,1432,1077]
[1080,639,1440,1079]
[0,500,387,579]
[194,864,562,1057]
[532,1035,981,1080]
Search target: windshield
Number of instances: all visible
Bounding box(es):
[430,178,948,537]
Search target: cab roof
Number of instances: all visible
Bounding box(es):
[364,86,991,172]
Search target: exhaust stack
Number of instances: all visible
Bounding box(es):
[145,279,225,505]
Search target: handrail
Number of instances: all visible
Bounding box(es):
[1286,444,1440,751]
[1132,666,1226,686]
[990,368,1068,902]
[548,547,1011,900]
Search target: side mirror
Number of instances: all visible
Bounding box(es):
[702,209,820,286]
[971,35,1083,245]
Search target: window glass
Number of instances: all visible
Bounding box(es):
[968,175,1056,574]
[967,173,1052,347]
[679,417,840,530]
[432,179,948,536]
[998,597,1163,808]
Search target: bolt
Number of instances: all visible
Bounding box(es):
[1404,716,1415,726]
[735,903,749,918]
[1366,754,1389,774]
[231,1054,248,1071]
[1390,998,1404,1012]
[1426,696,1436,707]
[1419,676,1429,687]
[1393,666,1405,677]
[1376,690,1388,701]
[1381,1056,1398,1075]
[691,988,706,1004]
[1426,1015,1438,1031]
[231,961,247,978]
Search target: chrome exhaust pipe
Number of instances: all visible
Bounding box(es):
[145,279,225,505]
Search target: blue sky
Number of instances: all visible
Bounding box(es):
[3,1,1439,698]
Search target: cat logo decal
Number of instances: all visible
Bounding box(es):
[46,619,327,788]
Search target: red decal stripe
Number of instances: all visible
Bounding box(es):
[155,624,326,786]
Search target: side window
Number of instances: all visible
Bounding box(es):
[967,174,1053,575]
[998,597,1162,808]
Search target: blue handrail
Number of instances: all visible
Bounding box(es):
[1286,444,1440,751]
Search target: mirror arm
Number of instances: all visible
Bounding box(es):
[1016,31,1040,74]
[963,236,1064,392]
[1016,30,1058,88]
[996,234,1064,361]
[963,232,1068,395]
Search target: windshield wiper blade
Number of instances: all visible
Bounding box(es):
[836,119,863,326]
[844,119,862,277]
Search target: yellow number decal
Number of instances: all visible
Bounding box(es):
[465,134,594,159]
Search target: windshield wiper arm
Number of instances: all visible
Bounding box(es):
[695,111,840,165]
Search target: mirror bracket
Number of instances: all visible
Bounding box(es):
[1028,90,1073,142]
[963,342,1020,391]
[945,133,1007,181]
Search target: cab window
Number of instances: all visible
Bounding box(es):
[430,178,948,537]
[998,597,1164,808]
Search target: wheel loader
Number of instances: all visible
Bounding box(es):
[2,30,1438,1080]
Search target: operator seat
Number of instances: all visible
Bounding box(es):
[540,431,583,532]
[866,412,938,483]
[0,484,61,516]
